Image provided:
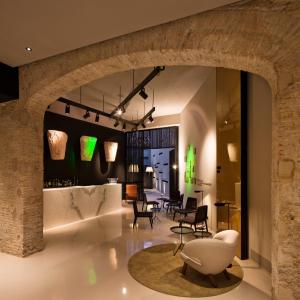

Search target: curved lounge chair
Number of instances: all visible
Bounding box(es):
[180,230,239,287]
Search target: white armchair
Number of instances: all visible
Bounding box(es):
[180,230,239,287]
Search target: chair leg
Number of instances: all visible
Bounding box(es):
[223,269,230,280]
[208,275,218,288]
[133,216,137,228]
[182,262,188,275]
[173,211,176,221]
[205,219,208,232]
[149,217,153,228]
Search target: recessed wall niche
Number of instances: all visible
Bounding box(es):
[47,130,68,160]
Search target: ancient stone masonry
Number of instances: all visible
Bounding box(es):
[0,0,299,299]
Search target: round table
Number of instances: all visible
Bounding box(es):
[170,226,194,255]
[151,207,161,222]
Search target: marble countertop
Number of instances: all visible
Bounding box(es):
[43,183,120,192]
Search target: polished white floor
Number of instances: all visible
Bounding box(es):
[0,192,271,300]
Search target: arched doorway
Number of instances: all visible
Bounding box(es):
[0,2,299,299]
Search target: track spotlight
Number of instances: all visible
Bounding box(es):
[116,106,125,116]
[95,113,100,122]
[65,104,70,114]
[139,87,148,100]
[83,110,90,119]
[148,115,154,123]
[114,120,119,127]
[122,122,126,130]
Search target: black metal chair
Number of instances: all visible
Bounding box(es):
[179,205,208,232]
[166,193,184,213]
[173,197,197,220]
[142,193,160,211]
[132,200,153,228]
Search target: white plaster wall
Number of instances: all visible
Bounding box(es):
[248,74,272,270]
[179,69,217,232]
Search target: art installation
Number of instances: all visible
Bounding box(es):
[80,136,97,161]
[47,130,68,160]
[185,145,197,184]
[104,141,118,162]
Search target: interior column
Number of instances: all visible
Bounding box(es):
[0,102,44,256]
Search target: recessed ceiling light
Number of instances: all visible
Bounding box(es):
[25,47,32,52]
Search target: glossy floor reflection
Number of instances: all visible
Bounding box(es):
[0,192,271,300]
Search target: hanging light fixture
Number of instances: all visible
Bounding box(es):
[114,120,119,127]
[139,87,148,100]
[83,110,90,119]
[116,106,125,116]
[95,113,100,122]
[65,103,70,114]
[122,122,126,130]
[147,115,154,124]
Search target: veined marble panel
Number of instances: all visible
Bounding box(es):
[43,184,122,230]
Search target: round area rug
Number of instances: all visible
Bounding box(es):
[128,243,243,297]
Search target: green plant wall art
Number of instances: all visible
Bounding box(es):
[185,144,197,184]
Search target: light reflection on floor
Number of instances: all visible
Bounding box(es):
[0,191,271,300]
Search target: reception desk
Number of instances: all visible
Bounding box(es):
[43,183,122,230]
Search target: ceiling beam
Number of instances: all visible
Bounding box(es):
[110,66,165,116]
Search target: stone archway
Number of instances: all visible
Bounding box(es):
[0,1,299,299]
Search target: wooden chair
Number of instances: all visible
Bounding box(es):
[173,196,197,220]
[166,193,184,213]
[179,205,208,232]
[132,200,153,228]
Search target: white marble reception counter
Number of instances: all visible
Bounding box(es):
[43,183,122,230]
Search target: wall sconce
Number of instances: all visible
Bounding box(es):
[172,164,178,170]
[80,136,97,161]
[104,141,118,162]
[128,164,139,173]
[145,166,154,173]
[227,143,239,162]
[47,130,68,160]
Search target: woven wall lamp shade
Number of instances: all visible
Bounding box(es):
[80,136,97,161]
[104,141,118,162]
[47,130,68,160]
[227,143,239,162]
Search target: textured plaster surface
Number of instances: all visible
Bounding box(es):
[0,0,299,299]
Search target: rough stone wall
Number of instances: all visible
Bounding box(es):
[0,0,299,299]
[0,102,44,256]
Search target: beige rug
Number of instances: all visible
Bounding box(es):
[128,243,243,297]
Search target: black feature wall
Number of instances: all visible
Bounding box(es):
[44,112,126,185]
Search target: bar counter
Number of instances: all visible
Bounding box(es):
[43,183,122,230]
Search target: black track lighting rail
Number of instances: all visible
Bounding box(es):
[136,107,155,127]
[110,66,165,116]
[58,97,137,126]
